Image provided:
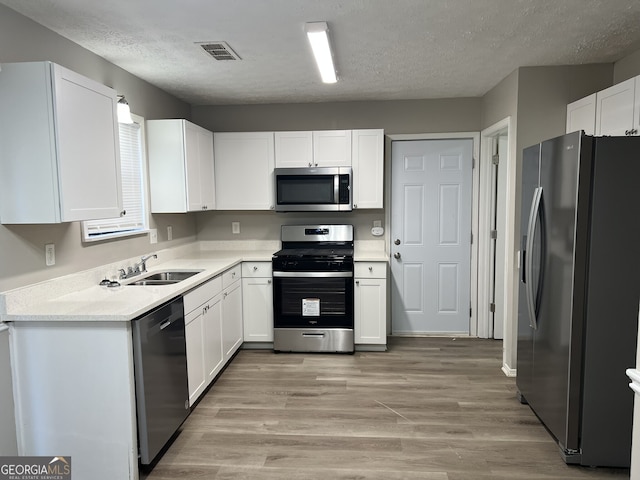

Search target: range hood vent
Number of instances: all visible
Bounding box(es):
[198,42,241,61]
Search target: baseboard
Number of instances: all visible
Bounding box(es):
[502,364,517,377]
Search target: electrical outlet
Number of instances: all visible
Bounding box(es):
[373,220,382,228]
[45,244,55,266]
[232,222,240,234]
[167,226,173,241]
[149,229,158,244]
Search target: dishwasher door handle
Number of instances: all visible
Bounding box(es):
[159,319,172,330]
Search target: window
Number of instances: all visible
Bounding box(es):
[82,113,148,242]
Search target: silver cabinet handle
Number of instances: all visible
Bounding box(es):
[356,280,360,285]
[267,279,271,284]
[394,252,401,259]
[253,266,258,271]
[368,266,373,272]
[394,239,401,245]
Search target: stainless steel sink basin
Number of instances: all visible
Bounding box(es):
[125,270,203,286]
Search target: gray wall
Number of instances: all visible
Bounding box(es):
[614,48,640,84]
[0,4,195,292]
[192,98,482,134]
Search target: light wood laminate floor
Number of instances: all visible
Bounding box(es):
[141,337,630,479]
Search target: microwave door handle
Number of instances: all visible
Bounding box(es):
[334,174,340,204]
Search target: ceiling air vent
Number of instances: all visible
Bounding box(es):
[198,42,241,61]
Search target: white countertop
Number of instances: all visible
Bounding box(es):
[0,241,388,323]
[1,248,273,322]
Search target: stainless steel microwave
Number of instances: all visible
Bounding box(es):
[274,166,352,212]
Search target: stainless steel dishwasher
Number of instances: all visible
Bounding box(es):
[132,296,190,465]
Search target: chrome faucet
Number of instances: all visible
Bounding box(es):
[119,253,157,279]
[136,253,157,274]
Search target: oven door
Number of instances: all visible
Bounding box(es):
[273,271,354,329]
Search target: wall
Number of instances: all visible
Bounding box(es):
[192,98,482,135]
[0,4,195,293]
[614,47,640,84]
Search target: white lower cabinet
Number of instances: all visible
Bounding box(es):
[222,265,243,360]
[184,276,223,406]
[354,262,387,348]
[242,262,273,343]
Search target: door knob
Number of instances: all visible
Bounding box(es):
[394,252,401,259]
[394,239,401,245]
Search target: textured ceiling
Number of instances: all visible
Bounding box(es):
[3,0,640,106]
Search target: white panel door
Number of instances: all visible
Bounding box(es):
[391,139,473,334]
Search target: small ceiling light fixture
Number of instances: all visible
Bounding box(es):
[116,95,134,124]
[305,21,337,84]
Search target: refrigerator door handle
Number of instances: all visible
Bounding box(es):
[525,186,543,330]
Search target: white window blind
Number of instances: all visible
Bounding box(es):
[83,118,147,241]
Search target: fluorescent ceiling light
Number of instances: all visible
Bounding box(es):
[305,22,337,84]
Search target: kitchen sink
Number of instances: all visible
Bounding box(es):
[125,270,203,286]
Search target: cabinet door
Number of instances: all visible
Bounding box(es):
[203,294,224,382]
[198,127,216,210]
[214,132,275,210]
[185,309,206,406]
[185,122,216,212]
[595,77,636,136]
[184,121,204,212]
[274,131,313,167]
[242,277,273,342]
[354,277,387,345]
[352,129,384,209]
[313,130,352,166]
[54,65,122,222]
[222,280,243,359]
[566,94,596,135]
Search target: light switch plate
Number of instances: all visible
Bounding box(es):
[232,222,240,234]
[149,229,158,244]
[167,226,173,241]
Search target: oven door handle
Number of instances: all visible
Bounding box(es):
[272,271,353,278]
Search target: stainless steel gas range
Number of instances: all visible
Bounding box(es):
[272,224,354,353]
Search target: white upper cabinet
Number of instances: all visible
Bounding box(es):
[147,119,215,213]
[214,132,275,210]
[595,77,640,136]
[313,130,352,166]
[274,131,313,167]
[566,94,596,135]
[351,129,384,209]
[0,61,122,224]
[275,130,352,168]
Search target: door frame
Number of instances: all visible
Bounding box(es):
[385,132,480,336]
[478,117,517,377]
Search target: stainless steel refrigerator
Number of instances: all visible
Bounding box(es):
[516,131,640,467]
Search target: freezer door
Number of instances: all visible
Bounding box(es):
[531,131,589,455]
[516,142,540,403]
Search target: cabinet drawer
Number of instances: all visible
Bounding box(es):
[222,264,242,288]
[184,276,222,314]
[242,262,272,278]
[355,262,387,278]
